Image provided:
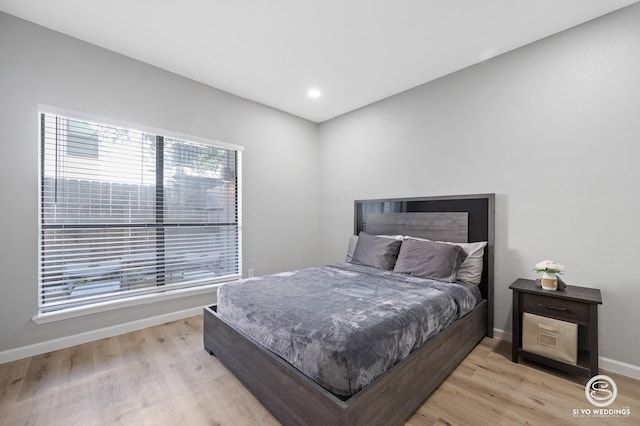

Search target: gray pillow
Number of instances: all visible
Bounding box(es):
[393,238,467,282]
[346,234,403,262]
[351,232,402,270]
[405,237,487,286]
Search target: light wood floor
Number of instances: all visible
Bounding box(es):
[1,316,638,426]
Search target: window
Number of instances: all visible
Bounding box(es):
[66,119,99,159]
[39,111,242,313]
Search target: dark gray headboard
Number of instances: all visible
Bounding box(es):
[354,193,495,337]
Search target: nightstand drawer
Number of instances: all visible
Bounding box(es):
[520,293,589,323]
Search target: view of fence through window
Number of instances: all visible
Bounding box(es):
[39,112,242,312]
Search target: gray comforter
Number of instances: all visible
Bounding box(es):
[217,262,480,397]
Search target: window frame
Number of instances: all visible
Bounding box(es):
[35,106,243,322]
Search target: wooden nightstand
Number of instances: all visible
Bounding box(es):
[510,278,602,377]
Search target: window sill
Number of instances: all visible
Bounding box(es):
[32,282,225,324]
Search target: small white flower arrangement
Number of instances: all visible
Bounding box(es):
[534,260,565,274]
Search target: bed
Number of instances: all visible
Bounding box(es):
[204,194,495,425]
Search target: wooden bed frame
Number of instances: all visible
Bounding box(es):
[204,193,495,425]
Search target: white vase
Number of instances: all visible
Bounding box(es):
[540,272,558,291]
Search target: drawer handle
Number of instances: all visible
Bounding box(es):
[538,303,567,311]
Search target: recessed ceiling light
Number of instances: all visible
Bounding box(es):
[307,88,322,99]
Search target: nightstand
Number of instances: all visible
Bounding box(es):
[510,278,602,377]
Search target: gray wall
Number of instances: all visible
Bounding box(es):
[318,4,640,370]
[2,4,639,374]
[0,13,319,352]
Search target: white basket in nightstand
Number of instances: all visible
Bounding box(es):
[522,312,577,365]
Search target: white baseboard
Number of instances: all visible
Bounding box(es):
[492,327,640,380]
[3,319,639,382]
[493,327,512,342]
[0,306,203,365]
[600,356,640,380]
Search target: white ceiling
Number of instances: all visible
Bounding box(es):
[1,0,638,123]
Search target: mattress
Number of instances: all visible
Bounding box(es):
[216,262,480,397]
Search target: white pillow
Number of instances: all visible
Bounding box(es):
[404,236,487,286]
[346,235,359,262]
[346,234,403,262]
[449,241,487,286]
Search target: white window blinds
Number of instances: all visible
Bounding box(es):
[39,112,242,313]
